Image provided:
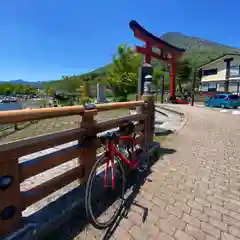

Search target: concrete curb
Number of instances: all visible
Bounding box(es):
[154,108,169,118]
[156,105,184,116]
[155,105,189,135]
[174,110,189,134]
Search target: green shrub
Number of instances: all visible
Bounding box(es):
[79,97,92,105]
[112,96,127,102]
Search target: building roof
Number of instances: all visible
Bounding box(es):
[197,53,240,69]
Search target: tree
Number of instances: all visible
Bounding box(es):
[107,44,141,99]
[44,82,55,97]
[5,88,11,96]
[176,59,192,95]
[57,75,83,93]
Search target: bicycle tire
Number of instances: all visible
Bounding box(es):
[85,154,125,229]
[136,145,150,172]
[132,132,150,172]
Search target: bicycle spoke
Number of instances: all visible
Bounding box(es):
[85,156,125,229]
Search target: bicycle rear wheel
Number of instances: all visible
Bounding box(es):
[136,145,150,172]
[133,133,150,172]
[85,154,125,229]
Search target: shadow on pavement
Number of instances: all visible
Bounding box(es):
[158,147,176,155]
[154,128,173,137]
[0,121,34,140]
[42,146,176,240]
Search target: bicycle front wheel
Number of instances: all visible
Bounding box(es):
[85,154,125,229]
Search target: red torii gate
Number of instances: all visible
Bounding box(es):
[129,20,185,100]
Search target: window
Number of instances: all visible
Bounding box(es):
[200,83,208,91]
[216,95,227,99]
[208,83,217,92]
[230,65,240,76]
[203,69,218,76]
[229,95,239,99]
[229,82,238,92]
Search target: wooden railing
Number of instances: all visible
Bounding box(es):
[0,98,155,237]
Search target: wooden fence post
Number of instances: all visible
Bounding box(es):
[139,103,149,148]
[14,124,18,131]
[141,95,154,144]
[0,157,22,237]
[79,109,98,183]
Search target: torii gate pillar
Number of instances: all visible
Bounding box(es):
[170,59,176,99]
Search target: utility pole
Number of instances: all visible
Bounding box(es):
[161,75,165,103]
[191,68,196,106]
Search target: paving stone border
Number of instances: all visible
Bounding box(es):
[156,105,189,134]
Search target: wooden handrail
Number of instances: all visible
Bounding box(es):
[0,100,145,124]
[0,98,155,237]
[96,113,147,133]
[19,145,81,182]
[0,127,86,159]
[0,106,85,124]
[96,100,145,111]
[21,165,85,210]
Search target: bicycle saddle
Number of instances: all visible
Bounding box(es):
[104,131,119,140]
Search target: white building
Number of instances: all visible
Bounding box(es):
[199,53,240,93]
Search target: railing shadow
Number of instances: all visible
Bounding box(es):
[102,167,151,240]
[0,121,36,140]
[39,145,176,240]
[154,128,173,137]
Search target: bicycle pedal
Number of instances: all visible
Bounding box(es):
[137,167,145,172]
[121,211,128,219]
[137,163,147,172]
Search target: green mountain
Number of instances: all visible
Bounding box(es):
[161,32,240,66]
[50,32,240,94]
[93,32,240,73]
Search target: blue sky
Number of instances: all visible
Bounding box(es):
[0,0,239,81]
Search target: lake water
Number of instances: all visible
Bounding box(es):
[0,101,40,130]
[0,103,22,130]
[0,101,41,111]
[0,102,23,111]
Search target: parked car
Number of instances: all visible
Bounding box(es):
[204,94,240,109]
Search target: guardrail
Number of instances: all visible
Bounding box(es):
[0,98,155,237]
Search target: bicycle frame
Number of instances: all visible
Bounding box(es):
[103,135,139,189]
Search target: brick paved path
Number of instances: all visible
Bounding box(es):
[50,105,240,240]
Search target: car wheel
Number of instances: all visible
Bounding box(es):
[233,106,238,109]
[220,104,225,109]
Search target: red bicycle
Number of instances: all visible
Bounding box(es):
[84,123,149,229]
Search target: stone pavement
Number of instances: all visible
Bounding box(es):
[155,105,184,132]
[69,104,240,240]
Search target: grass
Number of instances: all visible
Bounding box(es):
[0,109,129,143]
[154,135,166,143]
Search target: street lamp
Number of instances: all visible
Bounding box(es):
[161,75,165,103]
[190,68,197,106]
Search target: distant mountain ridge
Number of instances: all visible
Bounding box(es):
[2,32,240,86]
[161,32,240,65]
[0,79,45,89]
[92,32,240,74]
[0,79,42,84]
[161,32,239,51]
